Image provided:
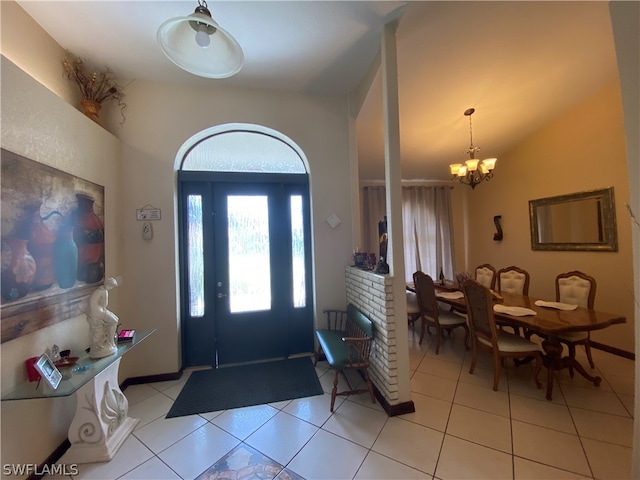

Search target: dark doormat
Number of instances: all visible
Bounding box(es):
[166,356,324,418]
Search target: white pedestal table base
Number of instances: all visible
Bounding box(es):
[63,357,139,464]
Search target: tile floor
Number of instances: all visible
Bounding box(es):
[59,328,635,479]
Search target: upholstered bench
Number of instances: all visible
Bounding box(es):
[314,304,376,411]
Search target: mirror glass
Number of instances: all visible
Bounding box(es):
[529,187,617,251]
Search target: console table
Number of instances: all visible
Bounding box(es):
[2,329,154,464]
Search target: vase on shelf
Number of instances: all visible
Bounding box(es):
[72,193,104,284]
[80,99,101,123]
[1,238,37,301]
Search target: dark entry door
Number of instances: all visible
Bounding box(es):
[179,173,313,367]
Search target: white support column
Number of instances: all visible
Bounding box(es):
[62,358,139,464]
[380,21,411,404]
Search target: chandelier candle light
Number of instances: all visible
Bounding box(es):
[449,108,497,189]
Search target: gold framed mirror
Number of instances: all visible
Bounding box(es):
[529,187,618,251]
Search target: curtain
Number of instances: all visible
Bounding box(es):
[361,185,456,283]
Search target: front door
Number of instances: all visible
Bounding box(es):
[179,173,313,367]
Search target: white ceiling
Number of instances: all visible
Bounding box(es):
[17,1,618,181]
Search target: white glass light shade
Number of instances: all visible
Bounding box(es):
[465,159,480,171]
[457,165,468,177]
[449,163,462,175]
[158,11,244,79]
[482,157,497,171]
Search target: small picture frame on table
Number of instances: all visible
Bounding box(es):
[34,354,63,390]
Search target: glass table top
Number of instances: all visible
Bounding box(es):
[2,329,155,401]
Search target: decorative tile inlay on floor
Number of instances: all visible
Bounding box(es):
[196,443,304,480]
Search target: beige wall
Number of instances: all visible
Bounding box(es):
[1,56,124,469]
[111,79,354,379]
[457,80,634,353]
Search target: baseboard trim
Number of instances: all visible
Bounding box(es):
[590,341,635,360]
[26,439,71,480]
[120,369,184,390]
[373,385,416,416]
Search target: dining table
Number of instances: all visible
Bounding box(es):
[410,282,626,400]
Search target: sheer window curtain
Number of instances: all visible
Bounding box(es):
[361,185,456,283]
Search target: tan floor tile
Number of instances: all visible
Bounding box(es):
[512,420,590,476]
[446,404,512,453]
[560,383,629,416]
[459,357,514,392]
[322,400,388,448]
[604,372,635,396]
[591,350,634,378]
[436,434,513,479]
[355,451,429,479]
[454,381,510,417]
[417,355,463,380]
[245,411,318,465]
[400,391,451,432]
[509,394,576,434]
[410,370,458,402]
[424,339,467,363]
[372,417,443,475]
[554,367,612,392]
[570,407,634,447]
[581,437,632,479]
[409,351,425,371]
[124,384,161,406]
[618,393,635,418]
[283,392,344,426]
[288,429,368,480]
[513,457,587,479]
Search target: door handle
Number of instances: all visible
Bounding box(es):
[217,293,227,298]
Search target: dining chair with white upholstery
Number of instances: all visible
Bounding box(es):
[556,270,597,372]
[475,264,497,290]
[497,266,530,295]
[462,279,542,391]
[413,271,469,352]
[496,266,531,336]
[406,291,420,328]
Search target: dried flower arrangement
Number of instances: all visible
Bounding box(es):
[62,50,126,123]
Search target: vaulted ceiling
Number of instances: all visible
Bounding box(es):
[18,1,618,181]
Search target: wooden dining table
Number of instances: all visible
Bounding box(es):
[413,284,626,400]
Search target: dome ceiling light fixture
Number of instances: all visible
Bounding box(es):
[449,108,497,189]
[157,0,244,79]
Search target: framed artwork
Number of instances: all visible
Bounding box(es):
[1,148,105,343]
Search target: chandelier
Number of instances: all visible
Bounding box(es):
[449,108,497,189]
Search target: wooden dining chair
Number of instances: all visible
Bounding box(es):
[497,266,530,295]
[406,291,420,328]
[475,264,497,290]
[556,271,597,373]
[496,266,530,336]
[462,279,542,391]
[413,271,469,352]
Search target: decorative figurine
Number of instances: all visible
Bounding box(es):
[86,277,120,358]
